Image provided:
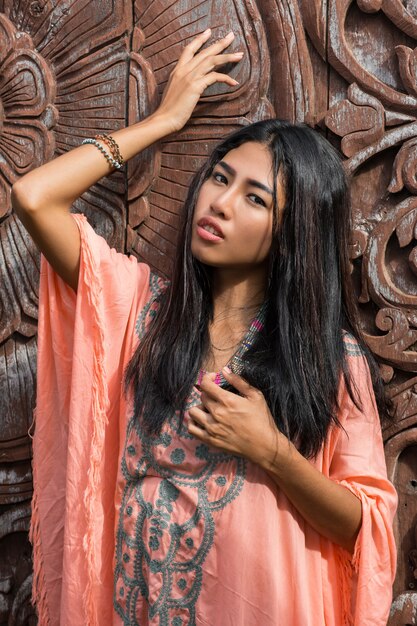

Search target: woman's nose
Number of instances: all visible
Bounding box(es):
[210,189,235,218]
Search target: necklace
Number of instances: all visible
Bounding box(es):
[197,302,267,386]
[210,339,242,352]
[209,303,262,352]
[211,302,262,324]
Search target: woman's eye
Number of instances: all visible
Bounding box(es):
[248,194,266,207]
[213,172,227,184]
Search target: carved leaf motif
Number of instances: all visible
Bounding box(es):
[389,138,417,195]
[54,44,129,247]
[297,0,326,59]
[325,83,385,157]
[389,382,417,425]
[326,0,417,111]
[136,0,270,115]
[363,307,417,370]
[2,0,129,73]
[256,0,315,123]
[0,50,55,118]
[0,217,39,342]
[356,0,383,12]
[127,40,161,243]
[0,14,56,217]
[395,208,417,248]
[359,198,417,309]
[396,45,417,96]
[381,0,417,40]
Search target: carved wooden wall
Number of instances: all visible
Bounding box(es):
[1,1,416,623]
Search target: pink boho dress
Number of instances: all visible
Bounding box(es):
[31,215,398,626]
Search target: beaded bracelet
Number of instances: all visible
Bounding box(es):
[81,138,124,170]
[95,133,125,166]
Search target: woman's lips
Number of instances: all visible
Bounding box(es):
[196,225,224,242]
[196,217,224,242]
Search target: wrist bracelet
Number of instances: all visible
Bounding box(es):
[81,138,124,170]
[95,133,125,166]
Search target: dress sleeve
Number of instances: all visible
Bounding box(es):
[328,349,398,626]
[31,214,153,626]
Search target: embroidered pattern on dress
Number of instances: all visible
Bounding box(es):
[342,330,365,357]
[114,274,248,625]
[135,272,167,339]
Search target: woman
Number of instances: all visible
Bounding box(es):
[13,29,397,626]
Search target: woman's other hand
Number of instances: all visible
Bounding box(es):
[188,368,363,552]
[188,368,283,466]
[154,29,243,134]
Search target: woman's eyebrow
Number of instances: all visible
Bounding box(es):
[218,161,273,196]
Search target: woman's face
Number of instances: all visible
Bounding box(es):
[191,141,284,270]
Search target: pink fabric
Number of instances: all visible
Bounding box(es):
[31,215,397,625]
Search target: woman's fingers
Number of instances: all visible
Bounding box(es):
[221,368,254,398]
[198,71,239,89]
[199,52,244,73]
[189,404,221,433]
[187,31,236,67]
[188,418,210,441]
[177,28,213,66]
[155,30,242,133]
[180,31,240,74]
[189,405,207,425]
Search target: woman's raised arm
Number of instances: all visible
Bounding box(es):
[11,29,242,291]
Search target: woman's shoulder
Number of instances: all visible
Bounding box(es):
[340,330,373,405]
[339,331,377,421]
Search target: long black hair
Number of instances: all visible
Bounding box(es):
[125,119,386,458]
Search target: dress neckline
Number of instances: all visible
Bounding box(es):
[196,302,267,387]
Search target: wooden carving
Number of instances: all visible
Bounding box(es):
[1,0,417,622]
[0,1,129,621]
[304,2,417,620]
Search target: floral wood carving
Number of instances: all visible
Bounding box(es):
[303,1,417,618]
[0,13,56,217]
[0,14,51,619]
[0,1,131,622]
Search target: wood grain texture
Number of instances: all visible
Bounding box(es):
[0,2,131,622]
[317,2,417,618]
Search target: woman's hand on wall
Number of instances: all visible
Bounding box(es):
[154,29,243,134]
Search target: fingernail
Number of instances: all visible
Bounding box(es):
[235,52,244,56]
[226,31,235,38]
[223,366,232,373]
[203,28,211,34]
[231,79,239,85]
